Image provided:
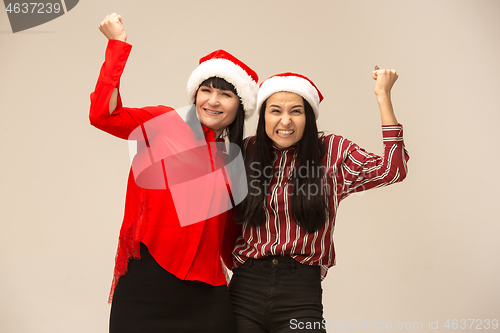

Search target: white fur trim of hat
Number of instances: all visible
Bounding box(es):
[186,50,259,119]
[256,72,324,120]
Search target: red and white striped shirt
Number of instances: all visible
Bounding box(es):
[233,125,409,279]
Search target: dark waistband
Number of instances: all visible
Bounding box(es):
[244,256,319,271]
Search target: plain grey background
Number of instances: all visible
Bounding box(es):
[1,1,499,332]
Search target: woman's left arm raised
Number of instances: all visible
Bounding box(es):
[334,67,408,199]
[373,66,399,126]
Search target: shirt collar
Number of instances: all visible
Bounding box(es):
[202,124,212,138]
[271,142,299,153]
[201,124,225,143]
[202,124,227,157]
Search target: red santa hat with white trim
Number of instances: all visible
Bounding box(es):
[187,49,259,119]
[256,72,324,120]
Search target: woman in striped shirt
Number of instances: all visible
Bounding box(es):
[229,69,409,332]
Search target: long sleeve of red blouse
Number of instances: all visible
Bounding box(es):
[89,39,171,139]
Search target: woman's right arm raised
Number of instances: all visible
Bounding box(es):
[99,13,127,114]
[90,14,170,139]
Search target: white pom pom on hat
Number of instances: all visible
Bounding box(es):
[186,49,259,119]
[256,72,324,120]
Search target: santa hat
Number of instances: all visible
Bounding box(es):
[256,72,324,120]
[187,50,259,118]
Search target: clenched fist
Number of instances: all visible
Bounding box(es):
[99,13,127,42]
[372,66,398,96]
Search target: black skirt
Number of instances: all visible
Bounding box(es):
[109,242,234,333]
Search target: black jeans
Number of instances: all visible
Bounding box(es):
[110,243,234,333]
[229,256,326,333]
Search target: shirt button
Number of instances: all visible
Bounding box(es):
[112,77,117,81]
[267,250,271,255]
[116,66,121,71]
[273,235,277,239]
[123,47,129,52]
[270,211,275,216]
[272,259,278,265]
[120,56,125,61]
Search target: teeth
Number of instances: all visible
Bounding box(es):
[206,109,222,114]
[277,130,294,135]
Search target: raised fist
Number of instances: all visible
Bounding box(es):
[372,66,398,96]
[99,13,127,42]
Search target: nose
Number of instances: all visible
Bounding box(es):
[207,92,220,106]
[280,115,291,126]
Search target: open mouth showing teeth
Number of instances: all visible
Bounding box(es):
[205,109,223,115]
[277,130,294,135]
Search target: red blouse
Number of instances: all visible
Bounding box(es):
[89,40,234,302]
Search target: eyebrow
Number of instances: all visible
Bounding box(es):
[200,85,234,93]
[268,104,304,109]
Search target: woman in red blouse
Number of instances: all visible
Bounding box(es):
[230,71,409,332]
[89,13,258,333]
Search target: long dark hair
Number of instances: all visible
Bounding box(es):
[196,77,245,147]
[236,97,327,233]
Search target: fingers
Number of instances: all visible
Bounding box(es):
[373,67,399,95]
[99,13,122,29]
[372,67,398,81]
[99,13,126,41]
[372,66,380,80]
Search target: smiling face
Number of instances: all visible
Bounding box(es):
[264,92,306,149]
[195,83,240,138]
